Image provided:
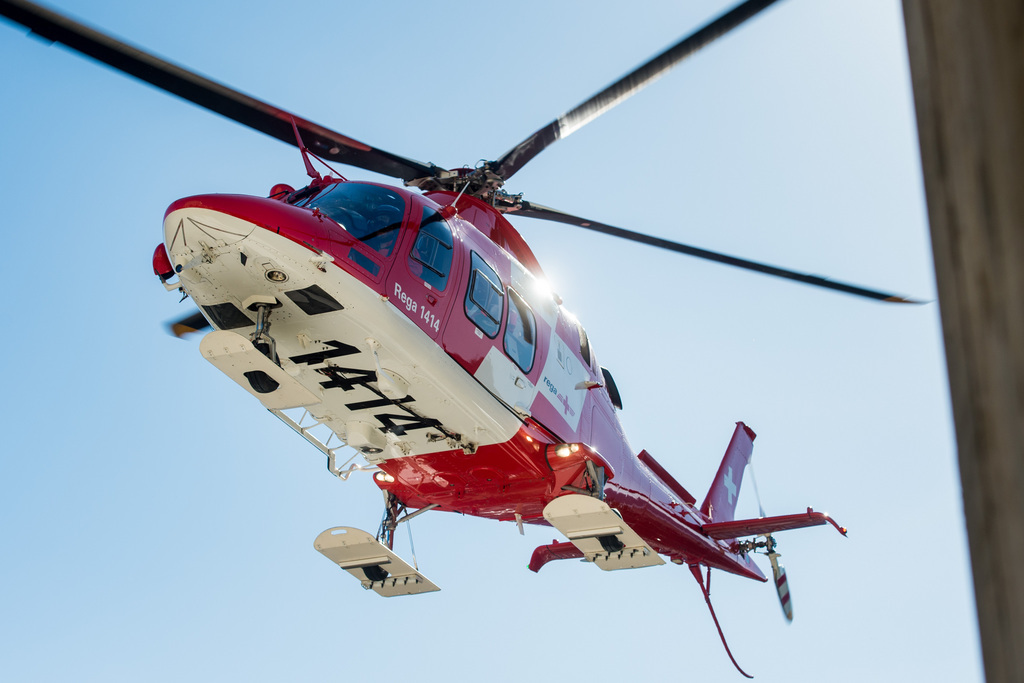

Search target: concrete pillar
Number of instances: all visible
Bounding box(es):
[902,2,1024,681]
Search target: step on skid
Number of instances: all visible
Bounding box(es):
[542,494,665,571]
[314,526,439,597]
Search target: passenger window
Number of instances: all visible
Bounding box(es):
[504,289,536,373]
[409,208,454,291]
[465,252,504,338]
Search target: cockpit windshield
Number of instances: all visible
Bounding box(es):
[294,182,406,257]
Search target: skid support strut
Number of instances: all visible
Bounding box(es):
[249,302,278,364]
[377,491,405,550]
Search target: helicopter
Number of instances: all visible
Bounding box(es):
[1,0,937,678]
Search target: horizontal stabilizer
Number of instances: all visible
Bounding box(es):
[702,508,848,540]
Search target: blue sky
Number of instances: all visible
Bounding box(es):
[0,1,982,681]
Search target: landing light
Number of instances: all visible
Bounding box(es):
[266,269,288,283]
[554,443,580,458]
[374,472,395,483]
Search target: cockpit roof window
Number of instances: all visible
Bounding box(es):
[295,182,406,257]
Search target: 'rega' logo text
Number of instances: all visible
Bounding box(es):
[394,282,441,332]
[543,376,576,418]
[394,282,418,313]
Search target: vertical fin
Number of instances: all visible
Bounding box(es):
[700,422,756,523]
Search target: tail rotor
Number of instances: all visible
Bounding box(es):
[749,463,794,622]
[766,535,793,621]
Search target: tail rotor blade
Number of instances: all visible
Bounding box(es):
[167,310,210,338]
[768,548,794,622]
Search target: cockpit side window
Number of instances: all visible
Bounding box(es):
[295,182,405,257]
[465,252,504,338]
[504,288,536,373]
[409,208,454,291]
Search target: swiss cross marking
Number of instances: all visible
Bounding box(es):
[724,466,738,505]
[557,392,576,417]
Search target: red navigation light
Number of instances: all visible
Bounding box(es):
[152,243,174,281]
[269,183,295,200]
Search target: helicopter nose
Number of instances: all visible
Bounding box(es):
[163,195,261,273]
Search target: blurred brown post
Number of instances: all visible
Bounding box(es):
[902,2,1024,681]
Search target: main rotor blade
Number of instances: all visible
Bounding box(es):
[492,0,782,182]
[516,201,921,303]
[0,0,436,182]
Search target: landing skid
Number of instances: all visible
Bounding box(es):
[314,526,440,597]
[542,494,664,570]
[200,330,319,409]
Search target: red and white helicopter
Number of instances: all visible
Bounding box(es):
[2,0,915,675]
